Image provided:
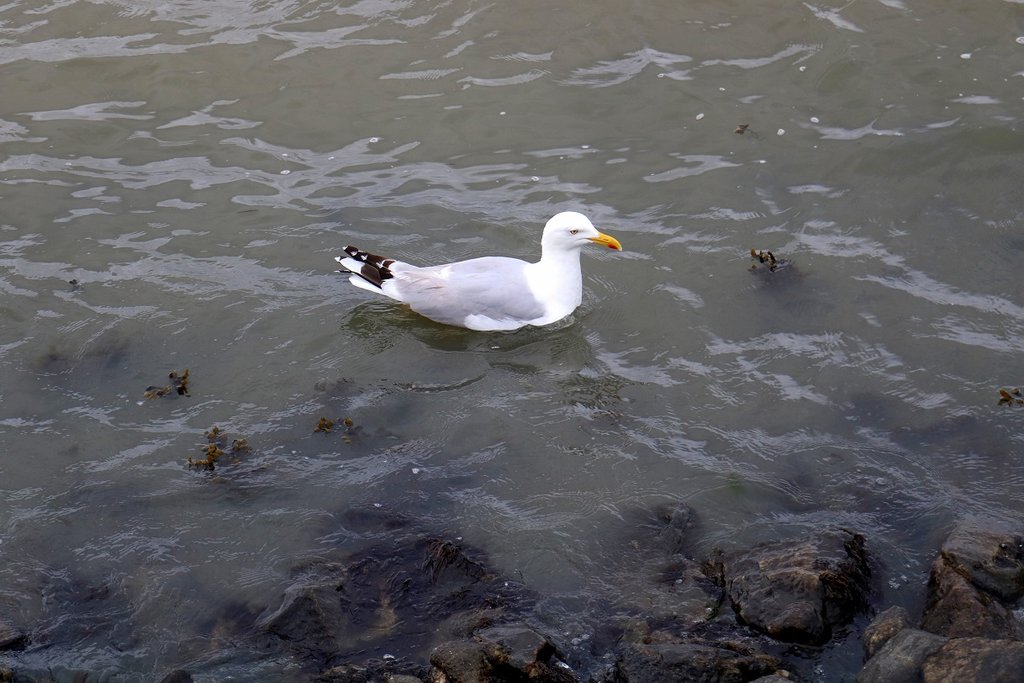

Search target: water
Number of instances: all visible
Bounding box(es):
[2,0,1023,679]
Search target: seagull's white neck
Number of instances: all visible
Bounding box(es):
[523,245,584,324]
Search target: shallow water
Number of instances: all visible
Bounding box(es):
[2,0,1024,679]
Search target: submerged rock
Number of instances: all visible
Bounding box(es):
[713,529,871,645]
[0,619,26,651]
[256,534,530,672]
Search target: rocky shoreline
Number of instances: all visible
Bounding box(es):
[2,508,1022,682]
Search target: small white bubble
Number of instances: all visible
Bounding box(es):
[799,65,807,72]
[382,654,396,661]
[657,73,665,78]
[695,113,704,120]
[328,156,335,160]
[280,169,290,175]
[499,111,506,115]
[1017,37,1024,45]
[718,87,726,91]
[810,116,820,123]
[581,144,590,149]
[369,136,380,143]
[412,467,421,474]
[777,128,785,135]
[373,502,382,508]
[960,52,972,59]
[281,153,289,157]
[531,176,539,182]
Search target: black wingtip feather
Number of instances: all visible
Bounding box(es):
[341,245,396,288]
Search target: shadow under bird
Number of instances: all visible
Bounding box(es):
[335,211,622,331]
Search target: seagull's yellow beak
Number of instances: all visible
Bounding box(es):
[588,232,623,251]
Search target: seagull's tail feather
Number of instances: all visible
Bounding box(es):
[335,246,396,290]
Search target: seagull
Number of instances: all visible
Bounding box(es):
[335,211,622,331]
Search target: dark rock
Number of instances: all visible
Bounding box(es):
[920,637,1024,683]
[938,520,1024,602]
[716,529,871,645]
[430,624,576,683]
[609,637,781,683]
[0,620,26,651]
[750,676,794,683]
[862,606,910,659]
[856,628,947,683]
[920,554,1022,639]
[158,671,195,683]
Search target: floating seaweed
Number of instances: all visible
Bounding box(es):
[341,417,362,445]
[188,426,253,471]
[735,124,750,135]
[68,279,81,291]
[170,369,190,396]
[143,385,172,399]
[315,417,334,433]
[188,443,225,471]
[749,249,790,273]
[998,388,1024,406]
[145,368,190,400]
[230,439,253,460]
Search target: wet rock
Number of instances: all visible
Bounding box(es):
[937,520,1024,602]
[856,628,947,683]
[920,553,1022,639]
[608,636,782,683]
[862,606,910,659]
[0,619,26,651]
[430,623,576,683]
[715,529,871,645]
[920,637,1024,683]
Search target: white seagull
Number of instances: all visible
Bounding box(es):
[335,211,622,331]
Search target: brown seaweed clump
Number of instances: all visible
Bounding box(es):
[998,388,1023,406]
[145,368,190,399]
[750,249,790,273]
[188,425,252,471]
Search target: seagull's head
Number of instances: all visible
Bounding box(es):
[541,211,622,253]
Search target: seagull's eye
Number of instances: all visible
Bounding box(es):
[569,229,579,235]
